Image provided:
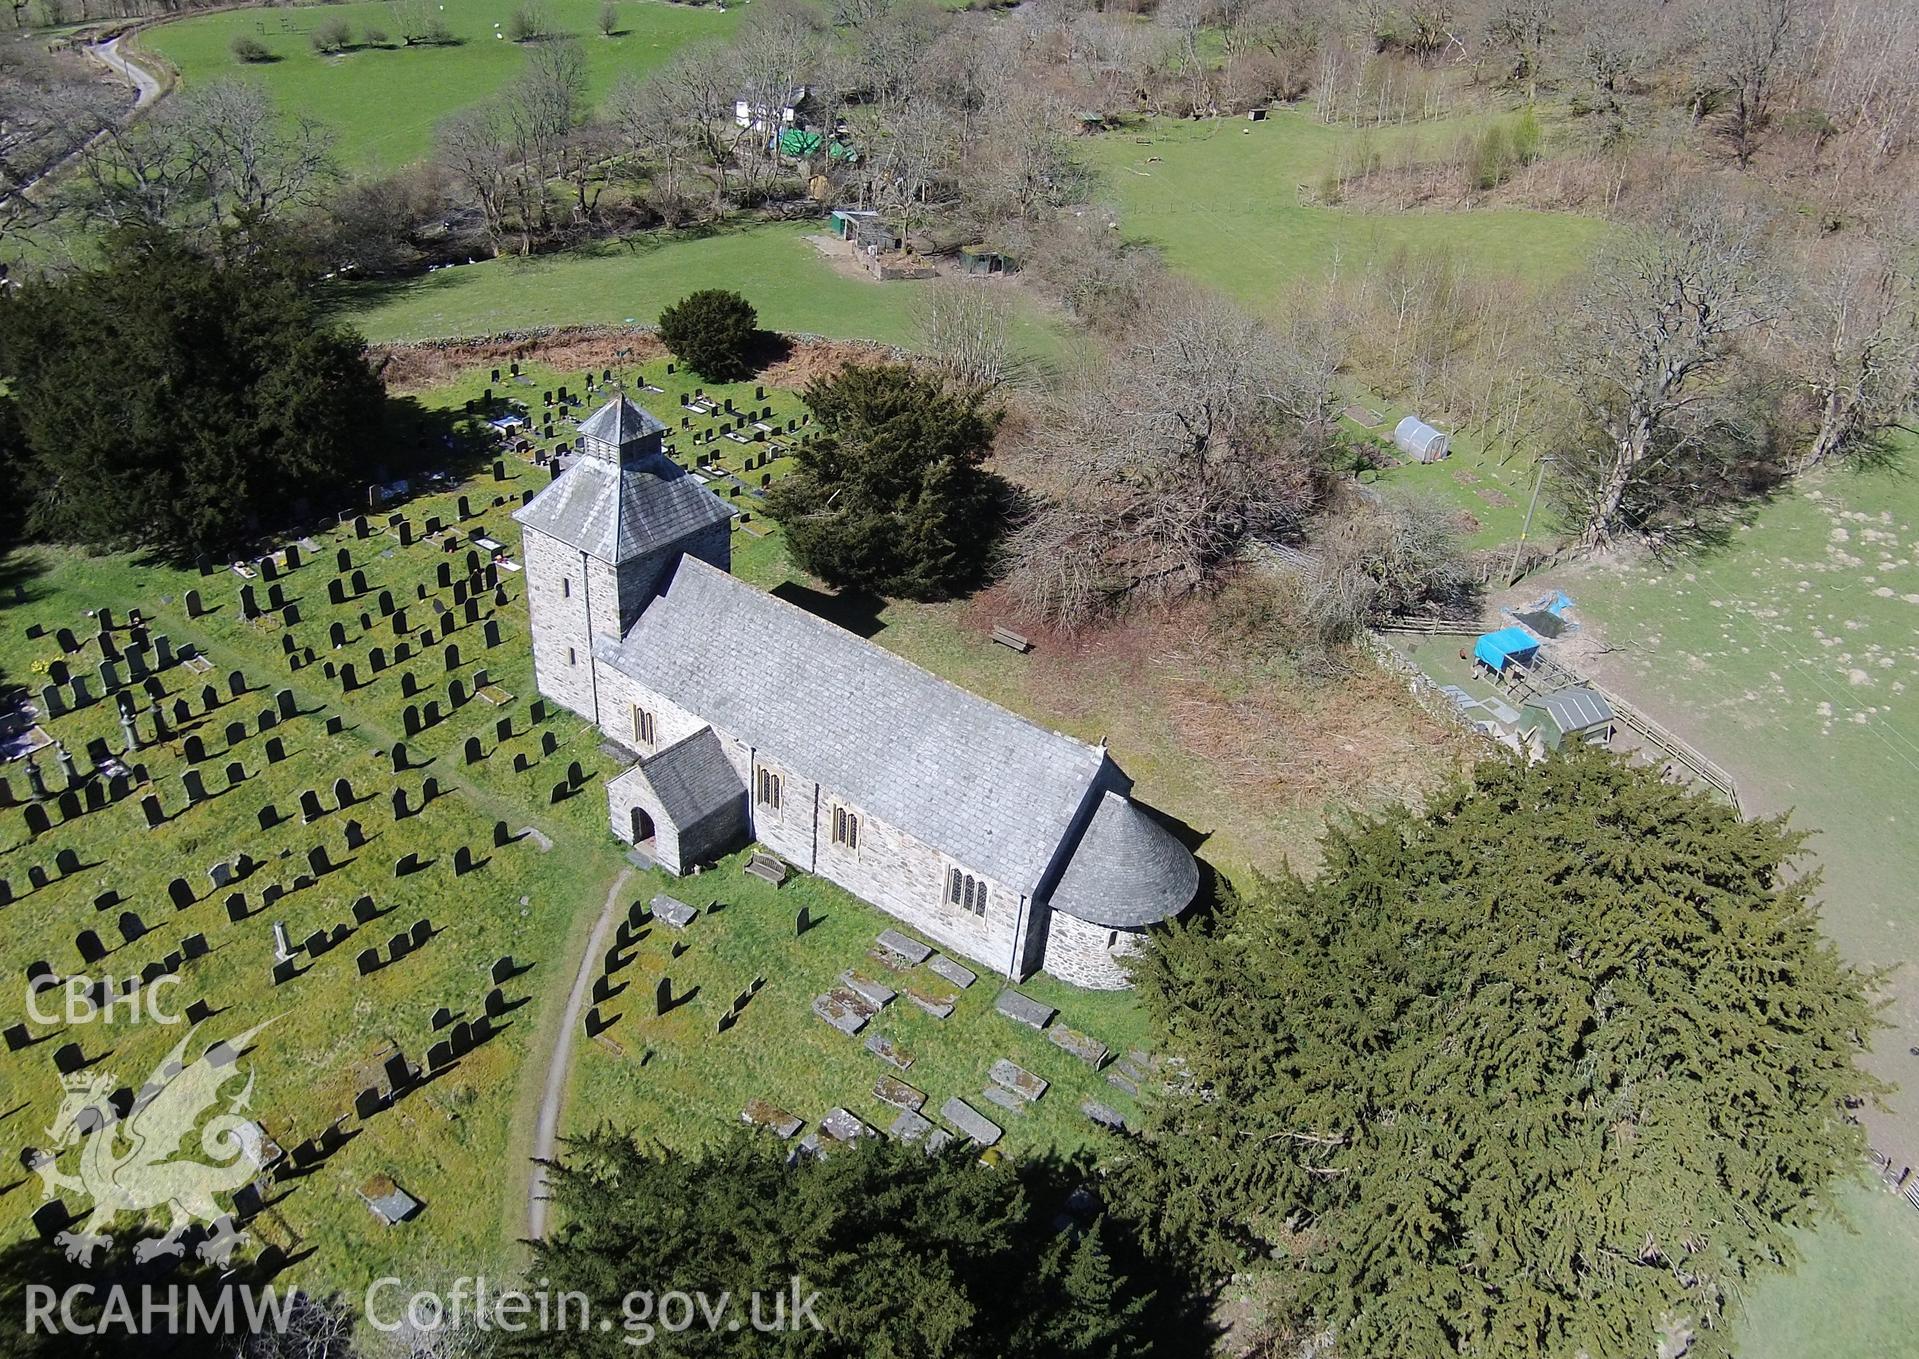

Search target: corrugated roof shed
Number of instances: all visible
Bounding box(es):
[1531,686,1613,733]
[597,558,1111,893]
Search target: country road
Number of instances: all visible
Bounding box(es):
[88,33,165,112]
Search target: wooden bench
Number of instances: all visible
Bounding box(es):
[990,624,1032,654]
[745,852,787,887]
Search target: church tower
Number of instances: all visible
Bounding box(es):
[511,394,735,726]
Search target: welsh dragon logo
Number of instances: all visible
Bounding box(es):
[34,1021,272,1268]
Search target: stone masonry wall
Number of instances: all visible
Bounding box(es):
[520,529,597,722]
[1042,910,1143,990]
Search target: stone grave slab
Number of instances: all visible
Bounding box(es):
[840,971,896,1010]
[650,894,698,930]
[888,1109,938,1144]
[741,1099,803,1140]
[818,1107,872,1143]
[988,1059,1049,1103]
[863,1032,913,1070]
[981,1085,1028,1115]
[874,929,931,966]
[873,1075,925,1112]
[939,1097,1002,1148]
[1047,1025,1110,1069]
[994,989,1056,1030]
[812,988,876,1036]
[1081,1099,1129,1132]
[926,954,977,989]
[904,984,957,1020]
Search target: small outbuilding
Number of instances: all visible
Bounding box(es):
[1394,416,1451,463]
[1473,626,1540,675]
[959,245,1017,276]
[1520,686,1615,751]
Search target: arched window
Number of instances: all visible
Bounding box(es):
[945,868,987,917]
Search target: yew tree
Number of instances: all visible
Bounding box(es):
[1128,748,1878,1359]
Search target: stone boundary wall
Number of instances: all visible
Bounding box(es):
[379,323,912,361]
[1358,632,1498,747]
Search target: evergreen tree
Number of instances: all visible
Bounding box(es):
[0,227,385,560]
[524,1129,1158,1358]
[766,363,1000,599]
[1126,749,1879,1359]
[656,289,759,382]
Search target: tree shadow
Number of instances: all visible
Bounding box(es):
[770,581,887,639]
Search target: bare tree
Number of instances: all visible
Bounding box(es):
[172,80,337,230]
[0,42,118,247]
[435,103,513,250]
[1006,284,1324,625]
[1547,193,1778,547]
[1695,0,1803,168]
[916,278,1029,395]
[1779,232,1919,470]
[63,78,333,242]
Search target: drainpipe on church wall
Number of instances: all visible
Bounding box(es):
[1007,893,1031,981]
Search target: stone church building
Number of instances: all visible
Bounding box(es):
[513,395,1197,989]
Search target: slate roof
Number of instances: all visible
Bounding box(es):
[512,452,734,565]
[577,394,666,448]
[1529,686,1613,733]
[637,726,746,831]
[597,558,1111,893]
[1048,791,1198,928]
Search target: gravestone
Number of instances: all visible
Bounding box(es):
[167,878,195,911]
[140,795,166,830]
[265,736,286,763]
[299,790,324,823]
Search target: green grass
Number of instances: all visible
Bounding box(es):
[1530,448,1919,1359]
[569,849,1152,1156]
[334,221,1077,362]
[1083,112,1610,314]
[1339,389,1540,550]
[139,0,740,172]
[0,472,634,1292]
[1729,1177,1919,1359]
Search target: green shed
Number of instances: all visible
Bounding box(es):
[1520,687,1615,752]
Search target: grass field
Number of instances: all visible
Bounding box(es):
[333,220,1078,359]
[1083,112,1610,316]
[138,0,740,172]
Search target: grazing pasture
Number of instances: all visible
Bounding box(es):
[138,0,740,172]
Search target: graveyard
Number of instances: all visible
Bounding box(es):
[0,351,1171,1292]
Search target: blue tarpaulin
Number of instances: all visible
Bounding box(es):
[1474,626,1540,672]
